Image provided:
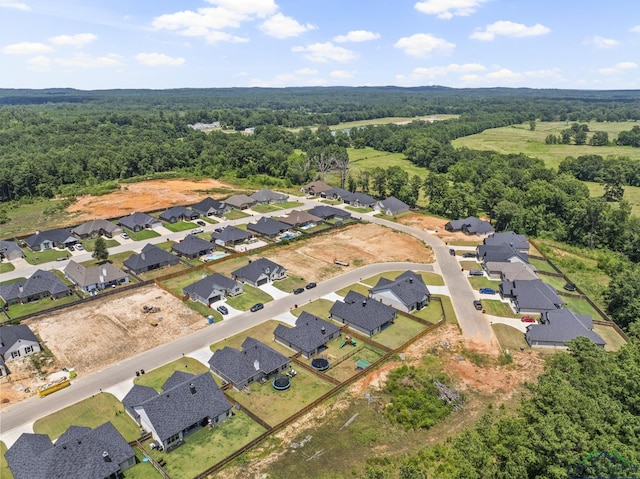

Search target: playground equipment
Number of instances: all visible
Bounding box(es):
[339,335,357,348]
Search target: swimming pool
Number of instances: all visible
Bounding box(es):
[202,252,228,262]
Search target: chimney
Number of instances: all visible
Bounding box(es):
[321,326,326,335]
[102,451,111,462]
[190,383,196,394]
[362,299,367,307]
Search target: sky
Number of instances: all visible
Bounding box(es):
[1,0,639,91]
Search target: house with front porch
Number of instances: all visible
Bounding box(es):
[0,324,41,363]
[191,197,230,217]
[118,212,161,232]
[123,244,180,274]
[159,206,199,223]
[63,261,129,293]
[329,290,397,337]
[0,269,71,306]
[23,229,77,252]
[183,273,242,306]
[369,270,430,313]
[231,258,286,286]
[71,219,121,239]
[171,235,216,259]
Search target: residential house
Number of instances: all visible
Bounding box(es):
[183,273,242,306]
[301,180,331,196]
[208,336,290,391]
[526,309,606,348]
[477,243,529,265]
[0,356,7,377]
[0,269,71,306]
[280,210,321,228]
[246,217,290,238]
[71,219,121,239]
[5,422,136,479]
[484,261,538,282]
[343,192,377,208]
[171,234,216,259]
[329,290,397,337]
[159,206,199,223]
[224,194,256,210]
[0,324,41,362]
[250,189,289,204]
[483,231,530,254]
[444,216,494,235]
[369,270,430,313]
[231,258,286,286]
[211,226,253,246]
[191,197,230,217]
[118,212,161,232]
[273,311,341,358]
[307,205,351,221]
[320,187,351,201]
[24,229,77,252]
[63,260,129,293]
[0,240,24,261]
[123,244,180,275]
[375,196,410,216]
[499,279,564,314]
[124,372,232,451]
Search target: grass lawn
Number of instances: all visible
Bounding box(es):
[448,239,482,247]
[432,295,457,324]
[324,345,386,382]
[291,299,334,320]
[163,221,199,233]
[482,300,519,318]
[460,260,481,271]
[529,257,558,273]
[468,276,501,290]
[122,449,162,479]
[593,324,627,352]
[136,263,192,281]
[134,357,210,391]
[23,247,70,265]
[143,411,266,479]
[0,262,15,273]
[561,295,606,319]
[225,366,335,427]
[209,320,294,358]
[251,204,280,213]
[492,324,529,351]
[225,284,273,311]
[153,240,175,252]
[411,299,446,324]
[374,315,428,350]
[224,209,250,220]
[5,293,79,319]
[585,181,640,216]
[538,274,567,291]
[336,282,369,297]
[452,121,640,169]
[33,392,140,442]
[184,299,223,320]
[160,270,211,296]
[128,229,161,241]
[345,206,373,214]
[82,237,119,252]
[1,441,13,479]
[271,274,306,293]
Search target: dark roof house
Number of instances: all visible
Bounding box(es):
[343,192,377,208]
[250,189,289,204]
[477,244,529,265]
[499,279,564,314]
[123,243,180,274]
[526,309,606,348]
[126,372,232,451]
[211,226,253,246]
[208,336,290,391]
[369,270,430,313]
[483,231,530,253]
[159,206,198,223]
[273,312,341,358]
[445,216,494,235]
[307,205,351,221]
[63,261,129,293]
[172,234,216,259]
[330,290,397,336]
[0,269,71,306]
[0,324,41,363]
[320,187,351,201]
[71,219,120,239]
[376,196,410,216]
[0,240,24,261]
[5,422,136,479]
[231,258,286,286]
[247,217,290,237]
[224,194,256,210]
[191,197,230,217]
[484,261,538,282]
[118,212,161,232]
[24,229,77,252]
[183,273,243,306]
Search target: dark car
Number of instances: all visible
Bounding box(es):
[469,270,484,276]
[563,283,577,292]
[449,248,456,256]
[216,305,229,315]
[462,252,476,258]
[196,220,206,226]
[293,287,305,295]
[305,282,317,290]
[67,245,75,251]
[250,303,264,312]
[479,287,497,295]
[473,300,483,310]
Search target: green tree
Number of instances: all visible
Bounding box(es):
[92,237,109,262]
[606,266,640,331]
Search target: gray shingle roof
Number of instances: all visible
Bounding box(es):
[477,244,529,264]
[307,205,351,220]
[446,216,494,234]
[171,234,216,256]
[250,189,288,203]
[5,422,135,479]
[345,192,377,206]
[70,219,119,237]
[208,337,290,386]
[191,197,227,216]
[183,273,238,298]
[0,325,39,355]
[122,384,157,420]
[0,270,70,303]
[118,212,160,230]
[330,291,396,334]
[159,206,197,222]
[321,187,351,199]
[63,261,128,288]
[273,312,341,355]
[24,229,76,249]
[211,226,252,244]
[500,279,564,312]
[161,370,196,391]
[484,231,529,251]
[0,240,24,260]
[526,309,605,346]
[231,258,284,283]
[280,210,321,227]
[370,271,430,309]
[132,372,231,443]
[247,217,290,237]
[377,196,409,215]
[224,194,256,209]
[484,261,538,281]
[123,244,179,272]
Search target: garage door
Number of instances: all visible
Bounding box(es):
[257,278,268,286]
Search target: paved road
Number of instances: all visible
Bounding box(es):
[0,262,432,436]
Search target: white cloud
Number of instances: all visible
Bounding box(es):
[56,53,123,68]
[135,52,185,67]
[204,31,248,44]
[0,1,29,10]
[292,42,357,63]
[204,0,277,18]
[49,33,97,47]
[294,67,318,75]
[631,25,640,33]
[597,62,637,75]
[3,42,53,55]
[27,55,51,71]
[414,0,487,19]
[330,70,355,79]
[260,13,316,39]
[585,36,619,49]
[334,30,380,43]
[394,33,454,58]
[470,21,550,41]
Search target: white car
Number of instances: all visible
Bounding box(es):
[120,232,130,240]
[192,228,204,234]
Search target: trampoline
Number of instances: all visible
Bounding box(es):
[272,376,291,390]
[311,358,330,371]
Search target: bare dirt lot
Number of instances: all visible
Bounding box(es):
[395,212,485,244]
[68,179,235,222]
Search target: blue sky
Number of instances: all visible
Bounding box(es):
[1,0,639,90]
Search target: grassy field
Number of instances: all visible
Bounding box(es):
[134,357,210,391]
[593,324,627,352]
[452,121,640,169]
[482,300,519,318]
[225,284,273,311]
[4,293,79,319]
[324,344,386,382]
[209,320,296,358]
[584,181,640,216]
[33,392,141,442]
[529,257,558,274]
[537,273,567,291]
[0,441,13,479]
[330,115,457,131]
[492,323,529,351]
[374,315,429,350]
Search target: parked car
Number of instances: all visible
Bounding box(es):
[305,282,317,290]
[521,316,537,323]
[250,303,264,312]
[479,287,497,295]
[469,270,484,276]
[191,228,204,234]
[473,300,483,310]
[67,245,75,251]
[120,232,130,239]
[563,283,577,292]
[462,252,476,258]
[196,220,206,227]
[75,244,84,251]
[55,256,68,262]
[449,248,456,256]
[293,287,305,295]
[216,305,229,315]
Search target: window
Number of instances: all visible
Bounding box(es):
[11,351,21,359]
[166,433,180,445]
[24,346,34,354]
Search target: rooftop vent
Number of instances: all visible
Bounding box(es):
[102,451,111,462]
[321,326,326,335]
[362,299,367,307]
[190,383,196,394]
